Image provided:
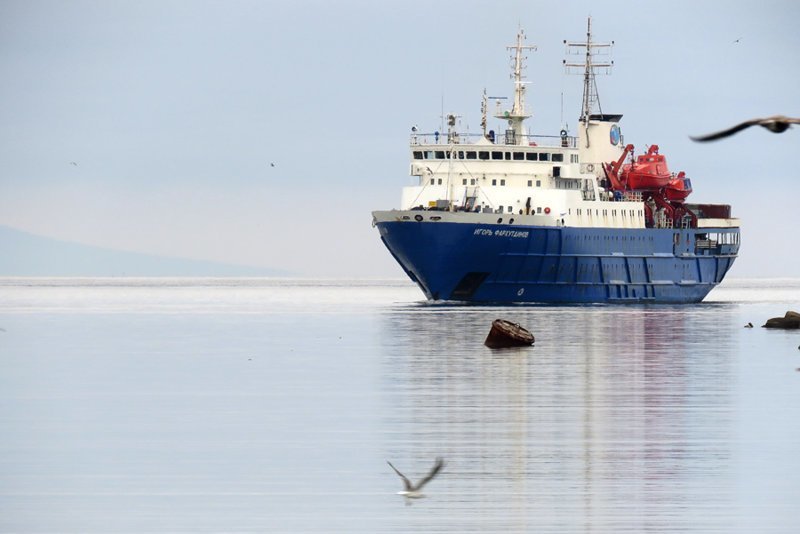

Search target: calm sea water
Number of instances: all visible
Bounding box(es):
[1,278,799,533]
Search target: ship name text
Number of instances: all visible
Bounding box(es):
[474,228,530,238]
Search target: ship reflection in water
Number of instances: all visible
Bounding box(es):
[380,305,744,531]
[1,279,797,532]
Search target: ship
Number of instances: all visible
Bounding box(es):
[371,20,739,304]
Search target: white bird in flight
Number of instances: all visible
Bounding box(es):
[690,115,800,142]
[387,457,444,498]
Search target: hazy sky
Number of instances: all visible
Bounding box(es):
[1,0,798,277]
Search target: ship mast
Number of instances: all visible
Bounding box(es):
[495,28,536,145]
[564,17,614,125]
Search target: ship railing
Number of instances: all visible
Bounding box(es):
[597,190,645,203]
[695,239,720,249]
[410,132,577,149]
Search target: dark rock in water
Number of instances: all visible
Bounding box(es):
[762,311,800,329]
[485,319,535,348]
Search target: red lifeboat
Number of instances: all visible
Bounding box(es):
[664,171,693,202]
[619,145,672,190]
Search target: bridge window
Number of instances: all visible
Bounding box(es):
[552,153,564,162]
[413,151,423,159]
[435,151,445,159]
[513,152,524,161]
[505,152,512,160]
[536,180,541,187]
[462,179,467,185]
[492,151,503,160]
[526,153,538,161]
[527,180,532,186]
[479,151,490,160]
[492,179,497,185]
[540,153,550,161]
[466,151,477,160]
[500,179,506,186]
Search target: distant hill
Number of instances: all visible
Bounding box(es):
[0,225,283,277]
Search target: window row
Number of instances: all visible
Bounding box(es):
[429,178,544,187]
[414,150,566,162]
[574,209,644,217]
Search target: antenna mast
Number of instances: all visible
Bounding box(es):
[480,88,488,137]
[563,17,614,124]
[495,28,537,145]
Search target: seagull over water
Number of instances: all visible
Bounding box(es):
[691,115,800,142]
[387,457,444,498]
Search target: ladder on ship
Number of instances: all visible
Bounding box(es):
[463,187,479,211]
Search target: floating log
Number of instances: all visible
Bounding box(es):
[484,319,535,348]
[762,311,800,329]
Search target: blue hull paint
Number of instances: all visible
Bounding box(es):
[376,220,739,303]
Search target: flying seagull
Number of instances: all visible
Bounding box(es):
[270,162,275,167]
[387,457,444,498]
[69,161,78,166]
[691,115,800,142]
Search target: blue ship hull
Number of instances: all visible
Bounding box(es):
[376,220,739,303]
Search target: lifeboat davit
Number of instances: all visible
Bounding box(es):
[619,145,672,190]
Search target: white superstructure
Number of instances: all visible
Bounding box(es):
[396,24,648,230]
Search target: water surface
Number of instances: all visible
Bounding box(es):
[1,278,798,532]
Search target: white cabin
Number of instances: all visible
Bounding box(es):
[395,28,651,230]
